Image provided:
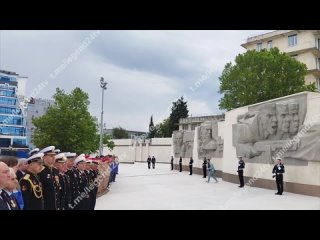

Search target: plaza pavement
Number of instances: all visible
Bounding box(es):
[95,162,320,210]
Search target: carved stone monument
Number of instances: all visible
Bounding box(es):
[198,121,223,159]
[232,93,320,165]
[173,130,194,158]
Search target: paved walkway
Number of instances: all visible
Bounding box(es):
[95,162,320,210]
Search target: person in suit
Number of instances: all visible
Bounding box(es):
[147,156,151,169]
[202,158,207,178]
[3,168,21,210]
[151,156,156,169]
[237,156,245,188]
[189,157,193,175]
[179,157,182,172]
[272,157,285,195]
[0,162,11,210]
[170,156,174,170]
[16,158,28,182]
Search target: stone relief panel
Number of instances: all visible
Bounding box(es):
[198,121,223,159]
[232,94,319,165]
[173,130,194,158]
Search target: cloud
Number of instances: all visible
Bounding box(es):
[0,30,269,132]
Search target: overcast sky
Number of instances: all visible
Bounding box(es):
[0,30,270,132]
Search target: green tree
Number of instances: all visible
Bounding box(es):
[219,47,316,111]
[103,134,115,150]
[112,127,129,139]
[168,97,189,135]
[154,118,171,137]
[32,88,99,154]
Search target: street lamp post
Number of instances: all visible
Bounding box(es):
[99,77,107,156]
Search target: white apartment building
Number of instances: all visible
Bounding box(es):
[241,30,320,90]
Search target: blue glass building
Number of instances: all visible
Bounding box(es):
[0,70,28,152]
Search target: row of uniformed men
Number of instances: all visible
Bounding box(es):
[18,146,101,210]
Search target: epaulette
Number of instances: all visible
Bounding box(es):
[23,174,30,180]
[19,174,30,184]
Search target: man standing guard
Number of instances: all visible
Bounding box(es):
[55,153,71,210]
[170,156,174,170]
[189,157,193,175]
[147,156,151,169]
[273,157,285,195]
[19,153,44,210]
[202,158,207,178]
[73,154,90,210]
[179,157,182,172]
[237,156,245,188]
[151,156,156,169]
[89,160,99,210]
[38,146,61,210]
[64,152,78,209]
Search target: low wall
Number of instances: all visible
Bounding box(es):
[102,92,320,198]
[103,138,173,163]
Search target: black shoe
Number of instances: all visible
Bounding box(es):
[238,186,244,188]
[275,192,280,195]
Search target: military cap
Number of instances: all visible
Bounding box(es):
[39,146,56,155]
[74,154,86,165]
[92,161,99,165]
[55,153,66,163]
[86,159,93,164]
[29,148,39,156]
[27,153,44,164]
[54,149,61,154]
[65,152,77,158]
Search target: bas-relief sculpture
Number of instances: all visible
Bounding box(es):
[232,94,320,165]
[173,130,194,158]
[198,121,223,159]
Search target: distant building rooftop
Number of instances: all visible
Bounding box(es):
[0,70,19,76]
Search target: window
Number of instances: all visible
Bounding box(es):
[288,34,297,46]
[0,126,26,136]
[267,40,273,49]
[183,125,188,130]
[317,38,320,49]
[256,43,262,51]
[317,78,320,91]
[0,97,16,105]
[12,138,27,147]
[0,115,22,125]
[0,107,20,115]
[0,138,11,147]
[191,124,196,130]
[0,89,15,97]
[318,58,320,69]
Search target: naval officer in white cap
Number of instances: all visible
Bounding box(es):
[38,146,61,210]
[28,148,39,156]
[19,153,44,210]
